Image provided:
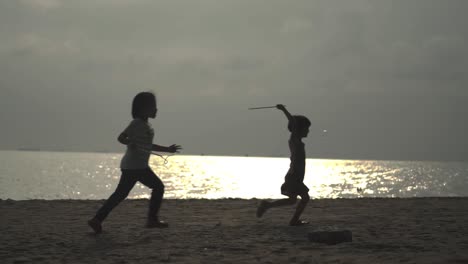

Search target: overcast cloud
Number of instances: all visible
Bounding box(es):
[1,0,467,161]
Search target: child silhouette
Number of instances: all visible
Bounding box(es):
[88,92,181,234]
[256,104,311,226]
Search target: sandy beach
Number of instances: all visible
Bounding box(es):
[1,198,467,263]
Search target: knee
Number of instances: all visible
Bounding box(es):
[152,182,165,193]
[300,193,310,202]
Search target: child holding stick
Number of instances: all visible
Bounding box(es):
[256,104,311,226]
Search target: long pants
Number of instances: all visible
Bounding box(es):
[94,168,164,222]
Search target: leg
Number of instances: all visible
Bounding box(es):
[257,196,297,218]
[290,192,310,226]
[94,170,137,222]
[137,168,167,227]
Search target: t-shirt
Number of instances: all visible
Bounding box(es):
[120,119,154,169]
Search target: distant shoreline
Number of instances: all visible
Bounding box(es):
[1,149,467,162]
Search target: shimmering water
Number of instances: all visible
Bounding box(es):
[0,150,467,200]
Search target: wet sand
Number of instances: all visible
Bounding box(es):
[1,198,467,263]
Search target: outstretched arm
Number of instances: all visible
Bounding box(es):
[118,132,181,153]
[276,104,297,133]
[152,144,182,153]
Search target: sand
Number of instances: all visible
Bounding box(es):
[1,198,467,264]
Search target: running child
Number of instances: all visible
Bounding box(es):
[88,92,181,234]
[256,104,311,226]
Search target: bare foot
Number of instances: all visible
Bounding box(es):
[256,201,269,218]
[88,218,102,234]
[289,219,309,226]
[146,220,169,228]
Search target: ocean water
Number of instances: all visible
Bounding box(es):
[0,150,467,200]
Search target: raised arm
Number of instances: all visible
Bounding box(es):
[276,104,297,133]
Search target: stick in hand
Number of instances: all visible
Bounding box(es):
[248,105,285,110]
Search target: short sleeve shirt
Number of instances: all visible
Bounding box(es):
[120,119,154,169]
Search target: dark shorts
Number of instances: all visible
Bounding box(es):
[281,173,309,196]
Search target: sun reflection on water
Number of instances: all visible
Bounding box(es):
[0,151,467,200]
[141,156,467,199]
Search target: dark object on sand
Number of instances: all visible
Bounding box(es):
[308,230,352,245]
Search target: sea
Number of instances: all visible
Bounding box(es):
[0,150,467,200]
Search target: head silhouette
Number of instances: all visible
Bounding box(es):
[288,115,311,137]
[132,92,157,119]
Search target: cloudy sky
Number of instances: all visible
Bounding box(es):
[1,0,467,161]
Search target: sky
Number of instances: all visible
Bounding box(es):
[0,0,467,161]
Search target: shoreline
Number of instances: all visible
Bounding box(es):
[3,196,468,199]
[1,198,467,263]
[2,196,468,202]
